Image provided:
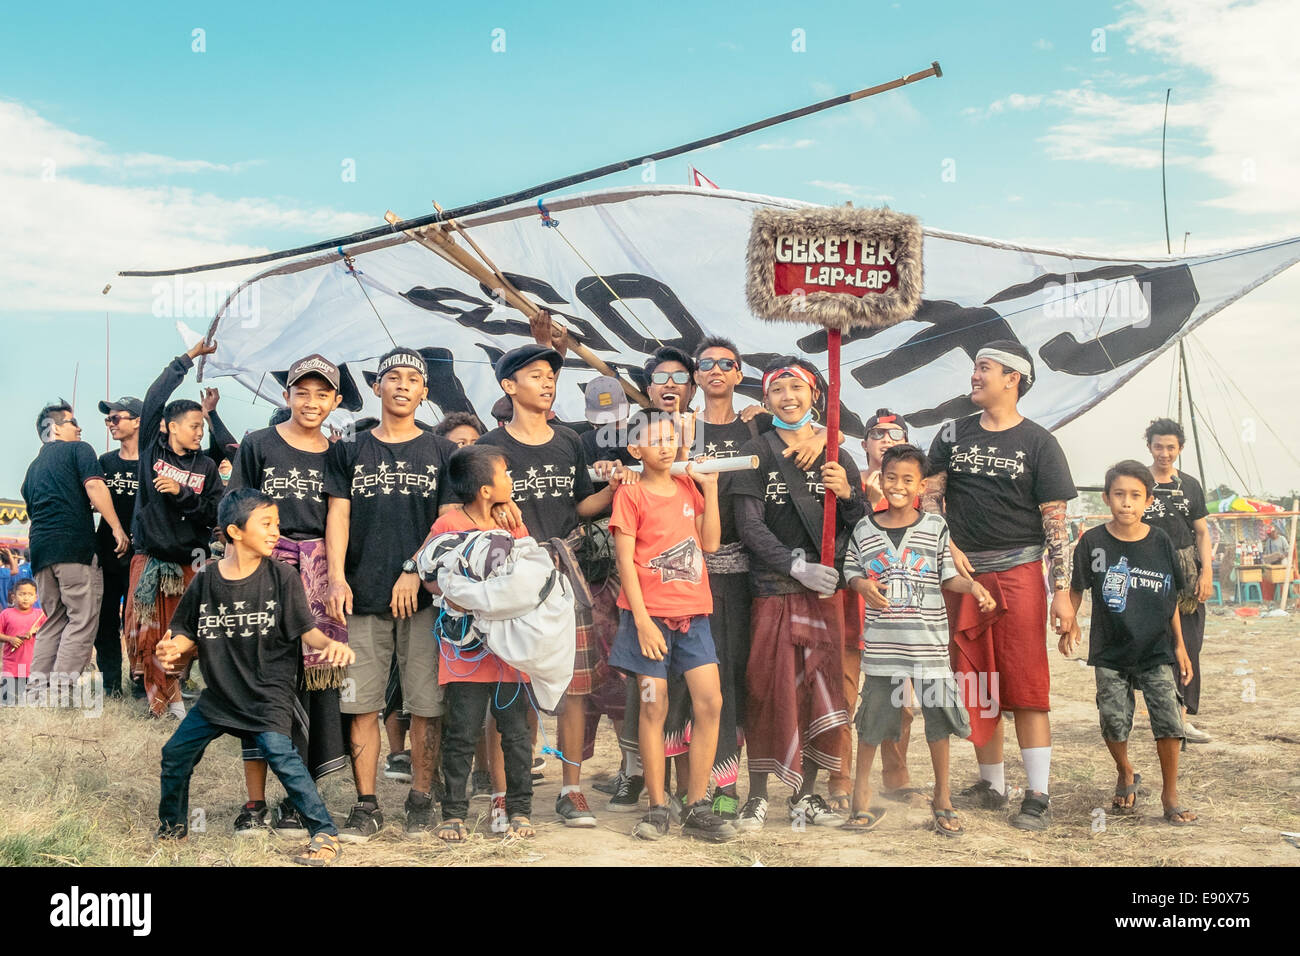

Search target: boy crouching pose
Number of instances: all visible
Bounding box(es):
[843,445,995,836]
[609,411,736,842]
[1063,460,1196,826]
[156,488,356,865]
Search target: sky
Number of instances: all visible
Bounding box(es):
[2,0,1299,508]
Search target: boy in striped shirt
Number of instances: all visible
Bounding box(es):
[842,445,995,836]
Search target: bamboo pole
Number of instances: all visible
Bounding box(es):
[384,211,651,408]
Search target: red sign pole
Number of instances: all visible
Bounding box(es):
[820,328,842,568]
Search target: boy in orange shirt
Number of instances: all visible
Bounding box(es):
[609,411,735,842]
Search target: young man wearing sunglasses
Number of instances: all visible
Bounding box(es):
[94,397,144,698]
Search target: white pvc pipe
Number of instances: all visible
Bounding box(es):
[589,454,758,481]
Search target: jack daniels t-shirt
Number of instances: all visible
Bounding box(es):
[228,426,344,540]
[95,449,139,571]
[1142,471,1207,552]
[478,424,596,543]
[1071,524,1187,672]
[169,558,316,736]
[325,430,457,616]
[927,414,1076,554]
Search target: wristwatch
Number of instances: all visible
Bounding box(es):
[401,559,417,575]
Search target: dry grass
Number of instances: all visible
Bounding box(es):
[3,609,1299,867]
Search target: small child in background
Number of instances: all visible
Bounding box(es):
[1063,459,1196,826]
[842,445,995,837]
[1,579,46,705]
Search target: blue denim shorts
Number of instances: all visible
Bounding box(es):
[608,610,717,680]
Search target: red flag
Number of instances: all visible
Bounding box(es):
[688,165,719,189]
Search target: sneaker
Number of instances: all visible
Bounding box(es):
[338,801,384,843]
[789,793,845,828]
[555,791,597,828]
[711,790,740,820]
[1183,721,1213,744]
[633,805,671,841]
[594,768,626,796]
[682,799,739,842]
[532,755,546,783]
[607,774,645,812]
[383,751,412,783]
[165,700,186,720]
[952,779,1009,810]
[403,791,439,838]
[233,801,270,837]
[470,770,492,801]
[153,822,188,841]
[735,796,768,833]
[273,802,308,837]
[1010,791,1051,831]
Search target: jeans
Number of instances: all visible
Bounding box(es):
[159,705,338,837]
[441,681,533,821]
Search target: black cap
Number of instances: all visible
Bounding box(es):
[284,354,341,390]
[272,362,364,412]
[98,396,143,418]
[374,347,428,381]
[863,408,909,436]
[494,344,562,382]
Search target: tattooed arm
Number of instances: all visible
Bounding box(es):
[1041,499,1075,636]
[921,472,974,579]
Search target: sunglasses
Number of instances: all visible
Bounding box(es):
[651,370,691,385]
[696,357,739,372]
[56,417,79,429]
[867,426,905,441]
[105,414,136,425]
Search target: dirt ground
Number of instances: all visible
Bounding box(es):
[3,607,1299,867]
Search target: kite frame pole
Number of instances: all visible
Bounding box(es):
[119,62,943,278]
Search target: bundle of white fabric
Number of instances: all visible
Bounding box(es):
[416,529,576,710]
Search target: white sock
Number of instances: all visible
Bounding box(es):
[560,784,581,797]
[491,791,505,800]
[978,762,1005,795]
[1022,747,1051,795]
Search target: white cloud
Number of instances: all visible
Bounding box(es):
[805,180,894,202]
[1034,38,1054,51]
[963,92,1044,119]
[0,100,373,314]
[756,138,816,151]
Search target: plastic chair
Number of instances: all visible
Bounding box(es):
[1236,581,1264,604]
[1210,581,1222,606]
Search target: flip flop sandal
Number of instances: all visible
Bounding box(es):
[827,793,852,813]
[931,807,964,837]
[507,815,536,839]
[292,832,342,867]
[842,809,887,833]
[437,819,468,843]
[1112,772,1142,813]
[1163,806,1197,827]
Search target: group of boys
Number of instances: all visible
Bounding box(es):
[20,321,1201,863]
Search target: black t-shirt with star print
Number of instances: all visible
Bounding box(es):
[926,414,1076,553]
[325,430,456,615]
[478,424,596,543]
[1143,471,1207,552]
[95,449,140,572]
[693,415,771,545]
[228,426,344,540]
[168,558,316,736]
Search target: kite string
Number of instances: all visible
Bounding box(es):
[338,248,443,423]
[537,203,664,349]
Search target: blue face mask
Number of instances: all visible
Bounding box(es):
[771,408,814,430]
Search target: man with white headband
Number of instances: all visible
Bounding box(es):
[923,338,1077,831]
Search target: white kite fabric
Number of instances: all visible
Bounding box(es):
[200,185,1300,458]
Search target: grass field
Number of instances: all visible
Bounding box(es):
[3,607,1298,867]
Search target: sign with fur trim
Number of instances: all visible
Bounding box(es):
[745,205,923,332]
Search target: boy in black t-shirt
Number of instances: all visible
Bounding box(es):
[95,396,143,699]
[1064,461,1196,826]
[156,488,355,864]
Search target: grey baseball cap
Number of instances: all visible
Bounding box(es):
[584,376,629,425]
